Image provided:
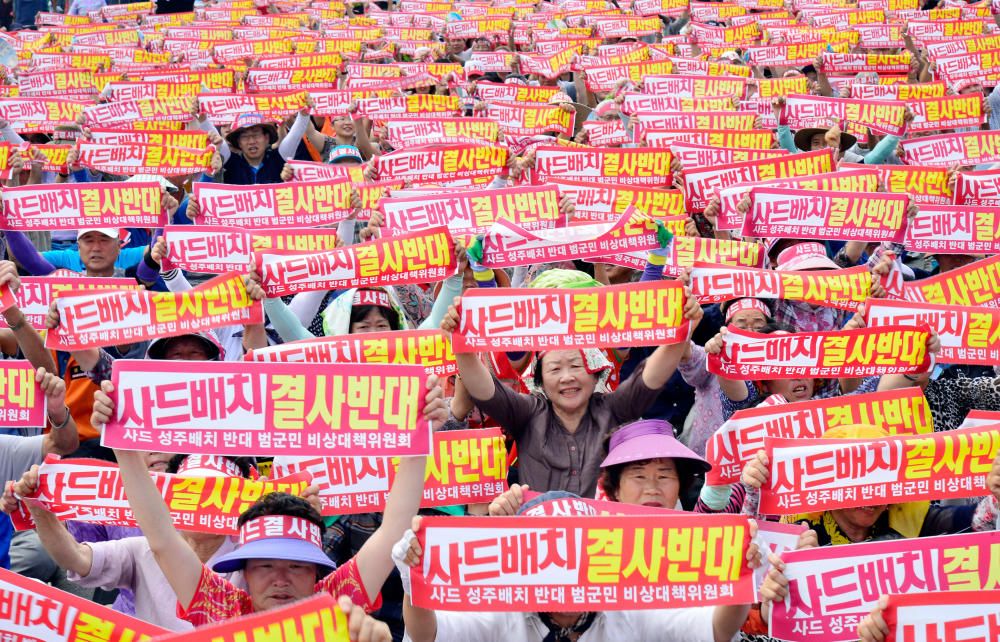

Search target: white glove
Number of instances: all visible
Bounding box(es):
[391,528,416,595]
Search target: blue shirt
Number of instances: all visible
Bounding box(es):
[42,246,146,273]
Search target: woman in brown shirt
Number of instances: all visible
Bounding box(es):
[439,284,704,498]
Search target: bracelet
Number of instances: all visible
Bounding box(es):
[57,172,69,178]
[48,405,71,430]
[7,317,25,331]
[902,374,921,382]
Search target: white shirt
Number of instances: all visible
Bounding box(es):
[405,607,723,642]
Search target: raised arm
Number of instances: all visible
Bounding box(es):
[91,381,204,607]
[14,467,94,577]
[38,367,79,456]
[638,280,704,390]
[439,296,496,401]
[0,261,56,371]
[351,377,447,601]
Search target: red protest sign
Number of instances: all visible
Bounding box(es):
[682,148,835,213]
[193,179,353,228]
[705,388,933,485]
[900,131,1000,167]
[908,93,985,132]
[76,141,214,177]
[769,531,1000,642]
[955,168,1000,206]
[376,143,508,183]
[486,101,574,137]
[532,146,674,188]
[0,567,167,641]
[411,514,755,611]
[601,236,766,277]
[549,179,686,221]
[707,325,932,379]
[904,204,1000,254]
[102,359,431,457]
[901,254,1000,308]
[670,142,787,169]
[867,299,1000,365]
[10,455,309,535]
[273,429,508,515]
[0,361,44,428]
[246,329,456,377]
[379,185,563,237]
[152,594,348,642]
[46,272,262,351]
[744,187,908,243]
[783,94,906,135]
[689,263,873,311]
[381,117,500,148]
[716,168,880,231]
[256,226,457,297]
[760,425,1000,514]
[0,275,140,330]
[0,182,164,231]
[481,207,661,268]
[883,591,1000,642]
[453,280,691,353]
[0,280,14,314]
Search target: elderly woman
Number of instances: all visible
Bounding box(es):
[439,272,704,498]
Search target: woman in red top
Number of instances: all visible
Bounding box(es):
[90,375,448,641]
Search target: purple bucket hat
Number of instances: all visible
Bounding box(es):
[601,419,711,472]
[211,514,336,574]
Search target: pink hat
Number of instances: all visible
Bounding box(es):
[776,242,839,271]
[548,91,572,105]
[601,419,710,472]
[594,99,618,117]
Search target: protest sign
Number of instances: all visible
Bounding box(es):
[0,275,139,330]
[769,531,1000,642]
[0,181,163,231]
[152,594,348,642]
[582,120,630,146]
[866,299,1000,365]
[102,360,431,457]
[76,141,213,177]
[273,429,507,515]
[9,455,309,535]
[840,163,952,206]
[645,129,775,150]
[707,325,932,379]
[682,149,835,212]
[0,567,167,641]
[716,168,880,231]
[689,264,873,311]
[480,208,662,268]
[0,361,44,428]
[0,98,86,132]
[486,101,574,137]
[670,143,787,169]
[193,179,353,228]
[380,185,562,237]
[958,409,1000,429]
[453,280,690,352]
[706,388,933,485]
[381,117,500,147]
[46,272,261,351]
[760,425,1000,514]
[641,74,748,98]
[783,94,906,135]
[376,144,508,183]
[548,179,686,221]
[883,591,1000,642]
[902,254,1000,308]
[900,131,1000,167]
[532,146,674,188]
[955,168,1000,206]
[744,188,908,243]
[246,329,456,377]
[908,93,985,132]
[601,237,767,276]
[256,226,457,296]
[411,514,755,611]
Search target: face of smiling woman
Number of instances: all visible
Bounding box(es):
[539,350,599,420]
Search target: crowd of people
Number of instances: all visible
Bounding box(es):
[0,0,999,639]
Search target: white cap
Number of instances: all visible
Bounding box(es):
[126,174,178,192]
[77,228,118,241]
